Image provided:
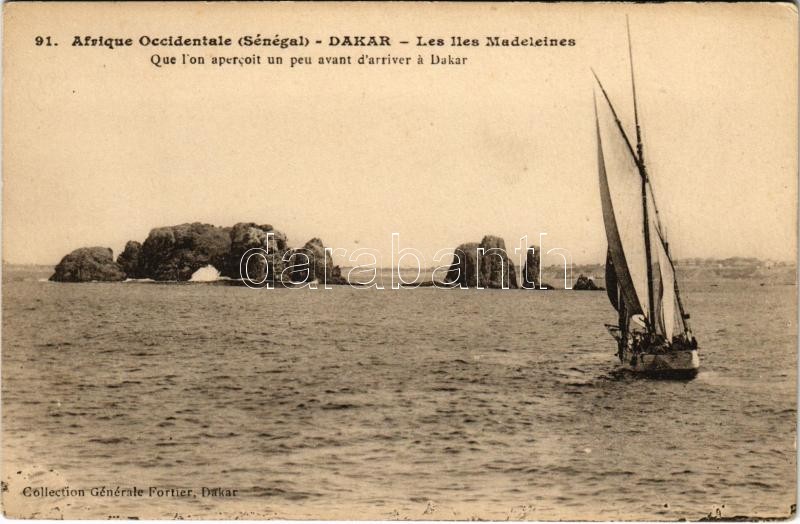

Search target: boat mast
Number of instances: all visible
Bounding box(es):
[628,17,644,167]
[627,17,657,335]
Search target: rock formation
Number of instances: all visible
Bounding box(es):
[521,245,540,289]
[138,222,231,281]
[520,245,555,289]
[221,222,289,283]
[479,235,519,288]
[116,241,144,279]
[50,247,126,282]
[289,238,329,283]
[445,236,518,289]
[288,238,349,285]
[51,222,342,284]
[445,242,479,288]
[331,264,345,283]
[573,274,603,290]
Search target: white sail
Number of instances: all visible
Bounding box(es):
[650,211,687,338]
[596,91,689,340]
[655,243,675,337]
[595,94,649,318]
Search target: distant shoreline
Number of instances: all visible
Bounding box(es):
[4,260,796,290]
[3,258,796,271]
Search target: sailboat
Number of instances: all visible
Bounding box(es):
[594,22,699,378]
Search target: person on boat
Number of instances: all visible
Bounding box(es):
[630,332,643,355]
[670,333,698,351]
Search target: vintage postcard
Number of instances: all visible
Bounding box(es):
[2,1,797,521]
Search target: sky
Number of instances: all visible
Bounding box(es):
[3,2,797,266]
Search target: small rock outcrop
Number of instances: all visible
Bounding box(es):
[221,222,289,283]
[288,238,349,285]
[573,274,603,290]
[330,264,348,285]
[521,245,554,289]
[445,236,518,289]
[116,240,144,279]
[50,247,126,282]
[139,223,231,281]
[521,245,540,289]
[289,238,328,283]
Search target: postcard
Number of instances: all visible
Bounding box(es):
[2,2,797,520]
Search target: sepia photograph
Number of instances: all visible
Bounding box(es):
[2,2,797,520]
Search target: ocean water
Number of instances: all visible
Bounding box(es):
[2,268,796,520]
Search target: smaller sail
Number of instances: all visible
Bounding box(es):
[654,230,687,339]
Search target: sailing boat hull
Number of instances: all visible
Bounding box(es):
[619,347,699,379]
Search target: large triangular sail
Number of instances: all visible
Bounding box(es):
[594,81,691,342]
[595,91,647,318]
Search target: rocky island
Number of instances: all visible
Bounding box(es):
[444,235,519,289]
[50,225,601,291]
[50,247,127,283]
[49,222,347,285]
[572,274,604,291]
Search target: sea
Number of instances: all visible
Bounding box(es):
[2,265,796,520]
